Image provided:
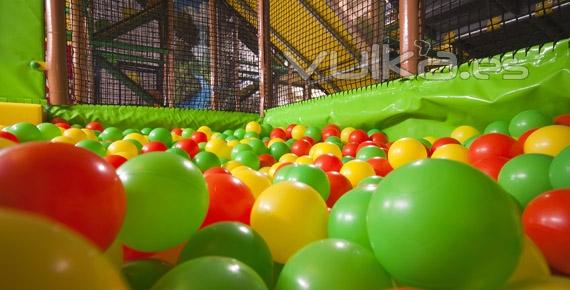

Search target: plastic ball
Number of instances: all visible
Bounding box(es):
[279,153,298,163]
[140,128,152,135]
[117,152,208,251]
[206,138,231,160]
[498,154,553,208]
[62,128,87,143]
[202,174,254,227]
[294,155,312,165]
[86,121,104,131]
[451,125,480,144]
[550,147,570,188]
[370,132,388,146]
[99,127,123,141]
[6,122,42,142]
[248,139,269,155]
[193,151,221,172]
[431,144,469,163]
[468,133,523,163]
[356,145,385,161]
[304,126,322,142]
[244,131,259,139]
[340,127,355,144]
[508,237,550,284]
[275,239,392,290]
[246,121,262,134]
[0,137,17,149]
[325,171,353,207]
[504,277,570,290]
[148,128,172,146]
[251,182,328,263]
[367,157,393,177]
[291,125,306,140]
[191,131,208,144]
[105,155,128,169]
[348,129,369,144]
[555,113,570,126]
[76,140,107,157]
[123,129,139,136]
[124,133,148,145]
[485,120,510,135]
[0,208,129,290]
[270,128,287,140]
[37,122,62,140]
[509,110,552,137]
[197,126,213,139]
[342,143,358,157]
[471,156,510,180]
[430,137,460,155]
[233,168,272,198]
[234,150,261,170]
[0,142,126,250]
[388,138,427,169]
[166,148,190,160]
[524,125,570,156]
[141,141,167,153]
[340,160,376,187]
[55,122,71,129]
[179,222,273,285]
[291,139,312,156]
[259,153,276,168]
[311,142,342,160]
[367,159,522,290]
[328,186,374,250]
[108,140,139,158]
[314,154,343,172]
[358,175,383,188]
[82,129,98,140]
[269,142,290,160]
[152,257,268,290]
[273,164,330,200]
[172,139,199,158]
[267,137,284,147]
[523,189,570,275]
[122,259,172,290]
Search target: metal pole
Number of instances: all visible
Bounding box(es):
[166,0,175,107]
[46,0,70,105]
[257,0,271,116]
[399,0,419,76]
[208,0,219,110]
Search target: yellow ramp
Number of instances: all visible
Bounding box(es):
[227,0,376,92]
[0,102,43,126]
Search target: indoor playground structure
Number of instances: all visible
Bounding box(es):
[2,0,570,289]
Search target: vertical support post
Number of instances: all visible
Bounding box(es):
[257,0,271,117]
[165,0,176,107]
[208,0,219,110]
[371,0,385,81]
[399,0,419,76]
[46,0,70,105]
[70,0,89,103]
[303,82,310,100]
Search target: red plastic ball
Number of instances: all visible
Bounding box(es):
[202,174,255,227]
[171,128,183,136]
[55,122,71,129]
[321,128,339,140]
[50,117,67,124]
[468,133,523,163]
[203,167,230,178]
[142,141,168,153]
[518,128,538,145]
[291,139,312,156]
[191,131,208,144]
[470,156,509,180]
[324,124,341,133]
[300,136,315,146]
[85,121,104,131]
[270,128,287,140]
[523,189,570,275]
[348,129,369,144]
[0,142,126,250]
[285,124,296,139]
[342,143,358,157]
[430,137,460,155]
[326,171,353,208]
[370,132,388,146]
[367,157,393,177]
[105,155,128,169]
[0,131,19,143]
[259,153,276,168]
[314,154,343,172]
[173,139,199,158]
[554,114,570,126]
[123,245,154,262]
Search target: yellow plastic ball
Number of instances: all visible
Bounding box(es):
[206,138,231,160]
[291,125,306,140]
[310,142,342,160]
[124,133,148,145]
[524,125,570,156]
[508,236,550,285]
[63,128,87,143]
[223,160,243,171]
[279,153,298,163]
[388,137,428,168]
[451,125,480,144]
[233,167,272,198]
[251,181,328,263]
[340,160,376,187]
[51,136,76,144]
[240,138,252,144]
[227,140,240,148]
[269,162,284,177]
[81,129,98,141]
[431,144,469,163]
[113,151,137,160]
[423,136,437,144]
[268,138,285,147]
[171,133,183,142]
[259,167,271,176]
[107,140,139,158]
[340,127,356,144]
[504,277,570,290]
[0,138,17,150]
[295,155,313,165]
[210,132,224,141]
[197,126,212,139]
[245,121,262,134]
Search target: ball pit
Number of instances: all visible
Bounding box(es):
[0,109,569,290]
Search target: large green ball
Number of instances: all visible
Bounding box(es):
[148,128,172,146]
[234,150,260,170]
[117,152,209,252]
[273,164,330,200]
[6,122,42,142]
[269,142,290,160]
[367,159,522,290]
[99,127,123,141]
[356,146,385,161]
[152,257,268,290]
[550,147,570,189]
[122,259,172,290]
[75,140,107,157]
[178,222,273,286]
[498,154,553,208]
[36,123,62,140]
[193,151,221,172]
[484,121,510,135]
[231,144,253,159]
[328,187,375,250]
[509,110,552,137]
[275,239,392,290]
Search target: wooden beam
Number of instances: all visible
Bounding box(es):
[258,0,271,116]
[399,0,419,76]
[46,0,70,105]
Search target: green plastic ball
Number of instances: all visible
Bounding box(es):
[122,128,139,136]
[550,147,570,189]
[141,128,152,135]
[122,260,172,290]
[193,151,221,172]
[148,128,172,146]
[6,122,42,142]
[223,129,234,136]
[248,139,269,155]
[273,164,330,200]
[166,148,190,160]
[117,152,208,252]
[269,142,290,160]
[304,127,322,142]
[234,128,246,139]
[357,175,383,188]
[484,121,510,135]
[260,124,273,138]
[328,187,375,250]
[367,159,522,290]
[234,150,260,170]
[325,136,343,149]
[75,140,107,157]
[285,138,295,147]
[181,128,194,139]
[126,139,143,152]
[509,110,552,137]
[342,156,354,163]
[231,144,254,159]
[356,146,385,161]
[244,132,259,139]
[463,134,480,149]
[36,123,62,140]
[99,127,123,141]
[198,142,206,151]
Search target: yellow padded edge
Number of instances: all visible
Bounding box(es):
[0,102,43,126]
